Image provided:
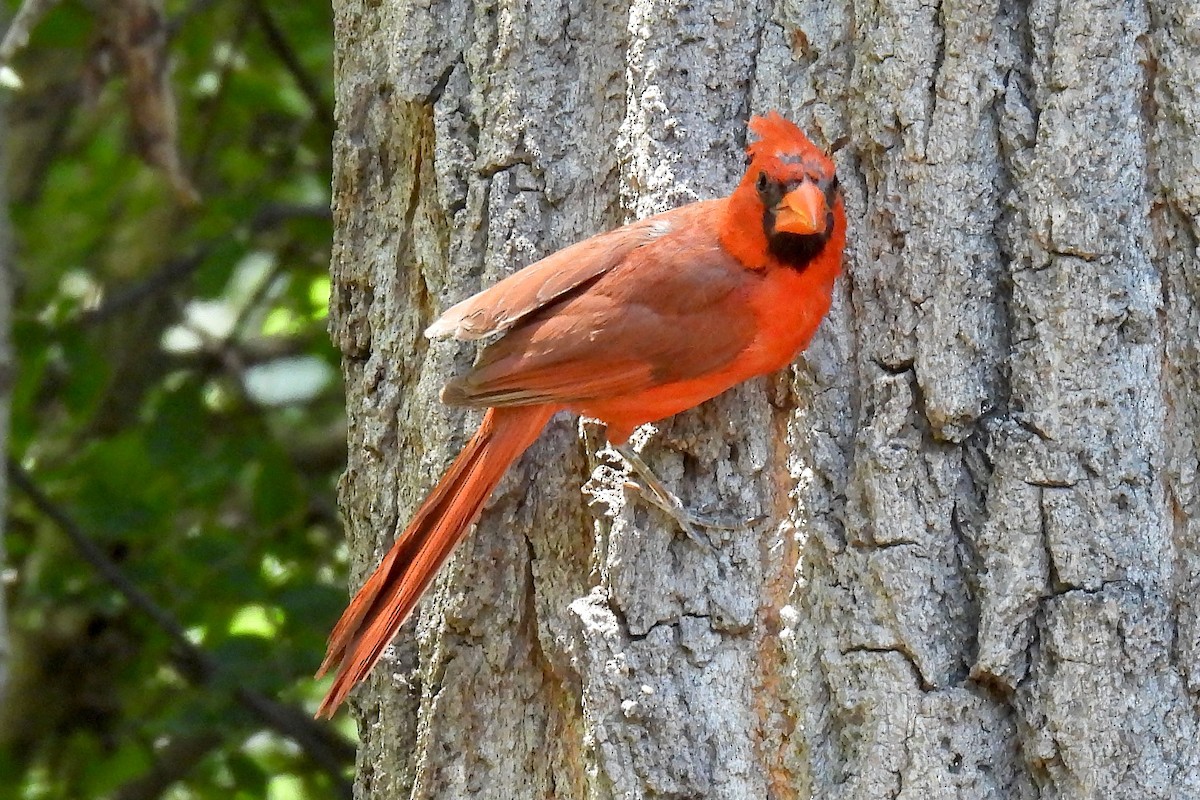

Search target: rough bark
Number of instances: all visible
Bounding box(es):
[328,1,1200,798]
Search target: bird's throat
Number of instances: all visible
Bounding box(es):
[764,227,829,270]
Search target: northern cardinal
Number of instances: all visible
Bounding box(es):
[315,112,846,718]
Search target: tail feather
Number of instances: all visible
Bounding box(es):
[315,405,553,718]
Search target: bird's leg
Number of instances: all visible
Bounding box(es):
[614,444,758,548]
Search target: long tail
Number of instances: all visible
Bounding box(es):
[315,405,553,718]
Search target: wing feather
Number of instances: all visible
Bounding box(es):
[441,208,759,408]
[425,212,683,341]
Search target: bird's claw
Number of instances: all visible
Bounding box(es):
[615,446,761,548]
[622,480,719,548]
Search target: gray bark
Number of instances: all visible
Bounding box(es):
[328,1,1200,798]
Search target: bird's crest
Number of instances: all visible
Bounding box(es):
[747,111,823,163]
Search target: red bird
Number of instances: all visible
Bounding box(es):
[316,112,846,717]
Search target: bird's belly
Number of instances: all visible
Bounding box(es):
[574,304,828,442]
[575,269,835,443]
[572,358,771,444]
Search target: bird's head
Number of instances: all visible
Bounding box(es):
[721,112,844,271]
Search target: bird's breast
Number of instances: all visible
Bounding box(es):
[741,264,836,373]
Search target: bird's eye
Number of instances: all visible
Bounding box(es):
[829,175,840,193]
[756,171,769,194]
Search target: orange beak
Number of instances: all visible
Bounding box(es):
[773,182,828,236]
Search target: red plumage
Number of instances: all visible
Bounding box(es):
[315,112,846,718]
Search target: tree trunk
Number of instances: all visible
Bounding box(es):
[327,1,1200,798]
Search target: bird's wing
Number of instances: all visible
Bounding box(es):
[440,217,759,408]
[425,207,703,342]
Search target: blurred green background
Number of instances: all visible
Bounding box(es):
[2,0,355,797]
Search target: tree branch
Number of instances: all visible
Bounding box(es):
[248,0,334,135]
[79,202,330,326]
[7,459,354,797]
[0,0,62,65]
[112,731,223,800]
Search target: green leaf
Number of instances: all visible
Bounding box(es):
[251,448,300,527]
[226,753,269,795]
[227,604,282,638]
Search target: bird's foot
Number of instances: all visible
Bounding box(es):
[614,445,763,548]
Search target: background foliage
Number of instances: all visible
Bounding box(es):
[2,1,353,797]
